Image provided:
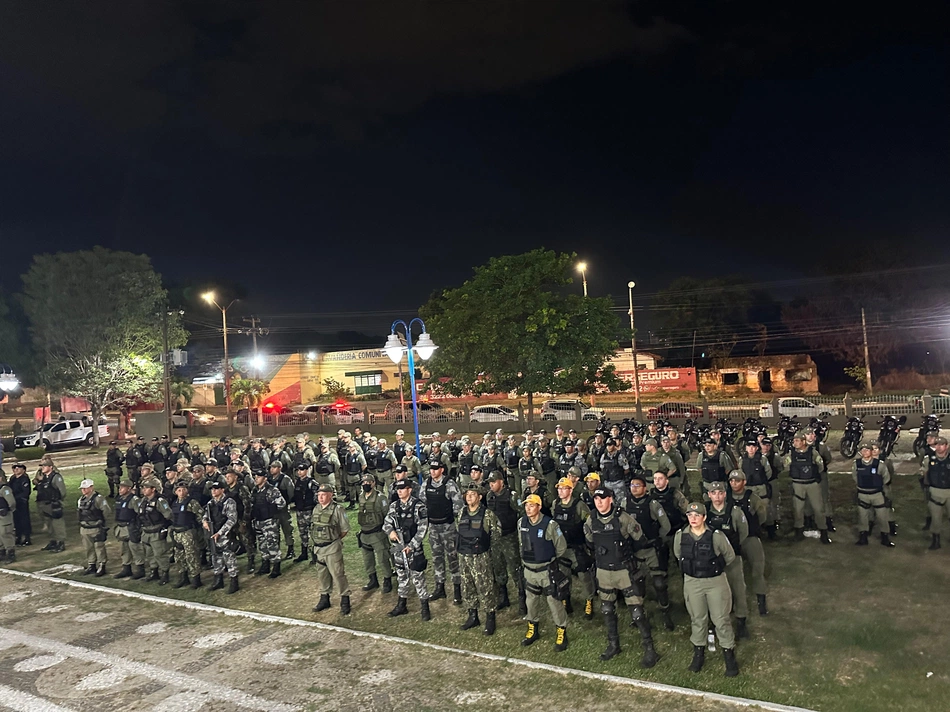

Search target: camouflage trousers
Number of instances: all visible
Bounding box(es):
[459,552,496,613]
[141,530,170,574]
[490,532,523,591]
[211,537,239,578]
[428,522,460,586]
[295,509,314,551]
[392,546,429,600]
[172,528,201,577]
[253,518,281,562]
[239,520,256,557]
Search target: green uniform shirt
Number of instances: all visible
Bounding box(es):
[673,527,737,566]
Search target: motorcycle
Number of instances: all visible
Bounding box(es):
[808,417,830,445]
[838,416,864,458]
[775,415,800,456]
[876,415,907,459]
[913,414,942,459]
[741,417,766,443]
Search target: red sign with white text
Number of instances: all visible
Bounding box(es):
[608,368,697,393]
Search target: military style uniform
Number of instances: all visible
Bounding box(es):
[519,511,569,647]
[456,496,501,632]
[204,489,240,592]
[739,449,776,536]
[137,486,174,583]
[729,485,769,609]
[552,495,595,617]
[251,479,287,575]
[343,448,368,506]
[225,478,255,572]
[0,478,17,562]
[921,450,950,549]
[625,491,673,629]
[787,444,830,540]
[112,486,145,578]
[706,497,750,627]
[105,445,125,497]
[292,470,319,562]
[599,450,630,506]
[170,491,206,588]
[311,449,339,493]
[660,443,688,494]
[374,447,399,493]
[310,496,352,604]
[358,483,394,589]
[384,489,431,619]
[34,468,67,550]
[424,469,463,601]
[267,467,296,558]
[700,448,732,493]
[485,480,525,611]
[10,468,32,546]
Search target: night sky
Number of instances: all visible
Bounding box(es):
[1,2,947,354]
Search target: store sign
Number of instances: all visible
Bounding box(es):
[613,368,697,393]
[322,349,386,363]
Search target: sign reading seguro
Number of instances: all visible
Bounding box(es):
[605,368,698,393]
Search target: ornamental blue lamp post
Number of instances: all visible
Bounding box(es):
[383,319,438,484]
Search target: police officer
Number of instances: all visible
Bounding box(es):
[311,442,339,494]
[517,446,543,495]
[456,482,501,635]
[674,502,739,677]
[650,471,689,543]
[739,440,776,539]
[384,479,431,621]
[170,481,205,589]
[424,459,463,604]
[503,435,522,495]
[705,481,750,638]
[112,479,144,579]
[399,445,422,481]
[519,493,569,652]
[485,471,526,615]
[456,439,480,487]
[358,474,394,593]
[266,461,296,560]
[247,438,270,474]
[35,460,67,552]
[700,438,732,494]
[803,427,835,532]
[251,470,287,577]
[137,477,173,584]
[388,464,419,503]
[374,438,399,493]
[343,442,368,509]
[535,437,559,493]
[204,480,240,594]
[0,472,16,563]
[852,443,894,548]
[392,429,409,463]
[625,474,673,631]
[125,438,144,490]
[787,433,831,543]
[224,468,255,573]
[584,487,657,666]
[552,477,594,620]
[639,438,676,486]
[659,435,688,495]
[728,470,769,615]
[310,484,352,615]
[870,441,899,538]
[557,441,588,480]
[921,436,950,550]
[187,464,214,569]
[10,463,31,547]
[760,436,784,533]
[105,441,124,498]
[599,438,630,506]
[291,462,319,563]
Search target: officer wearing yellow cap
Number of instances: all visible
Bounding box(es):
[518,493,569,651]
[552,477,594,619]
[674,501,739,677]
[581,472,600,509]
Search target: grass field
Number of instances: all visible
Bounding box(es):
[6,452,950,712]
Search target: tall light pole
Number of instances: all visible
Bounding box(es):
[577,262,588,297]
[627,281,643,421]
[383,318,438,484]
[203,292,238,434]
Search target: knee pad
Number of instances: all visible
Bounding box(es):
[601,600,616,616]
[628,603,645,622]
[621,585,640,600]
[653,574,668,593]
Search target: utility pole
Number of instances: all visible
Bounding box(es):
[242,316,261,360]
[627,281,643,421]
[861,307,873,396]
[161,309,173,439]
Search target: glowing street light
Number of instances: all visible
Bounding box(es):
[627,280,642,420]
[577,262,588,297]
[202,291,239,433]
[0,370,19,392]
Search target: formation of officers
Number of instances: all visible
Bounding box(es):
[5,419,945,680]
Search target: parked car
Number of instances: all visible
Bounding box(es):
[647,402,705,420]
[470,404,519,423]
[319,403,366,425]
[16,419,110,450]
[759,398,840,419]
[236,402,291,424]
[373,400,460,423]
[539,399,604,421]
[171,408,216,427]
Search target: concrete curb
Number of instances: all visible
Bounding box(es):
[1,567,814,712]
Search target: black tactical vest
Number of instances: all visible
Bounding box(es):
[855,458,884,493]
[138,496,168,530]
[248,449,266,474]
[600,452,623,482]
[458,451,475,477]
[732,491,761,538]
[376,451,393,472]
[589,511,633,570]
[928,456,950,490]
[701,453,727,483]
[486,488,519,536]
[208,497,229,533]
[519,515,556,564]
[552,497,585,547]
[706,502,741,555]
[679,529,725,578]
[650,486,685,531]
[172,497,198,530]
[741,453,767,487]
[358,491,386,532]
[78,495,105,526]
[624,495,659,545]
[251,485,278,521]
[115,494,137,524]
[789,446,817,483]
[293,477,317,510]
[425,478,453,524]
[457,505,492,555]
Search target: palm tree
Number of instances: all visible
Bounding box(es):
[229,378,270,437]
[170,377,195,408]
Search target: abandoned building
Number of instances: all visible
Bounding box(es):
[699,355,820,395]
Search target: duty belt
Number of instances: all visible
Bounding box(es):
[360,525,383,535]
[142,526,164,533]
[523,561,553,572]
[79,523,102,529]
[313,540,335,548]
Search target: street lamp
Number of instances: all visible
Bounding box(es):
[203,291,239,433]
[383,318,438,483]
[577,262,588,297]
[627,281,643,421]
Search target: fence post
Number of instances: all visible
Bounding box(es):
[703,397,710,421]
[574,403,583,424]
[843,393,853,418]
[517,403,525,434]
[463,404,470,425]
[923,390,933,416]
[771,395,780,419]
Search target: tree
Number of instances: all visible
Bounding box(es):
[0,288,32,389]
[21,248,187,445]
[321,377,351,400]
[229,377,270,437]
[170,377,195,408]
[419,249,629,413]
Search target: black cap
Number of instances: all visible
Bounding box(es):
[296,463,310,471]
[428,459,444,469]
[394,464,408,473]
[745,440,759,448]
[394,479,412,490]
[593,487,612,499]
[165,467,176,473]
[206,458,218,466]
[109,440,117,445]
[470,464,482,472]
[761,437,773,445]
[210,481,225,489]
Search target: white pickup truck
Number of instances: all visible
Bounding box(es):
[15,419,110,450]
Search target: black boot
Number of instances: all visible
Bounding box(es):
[930,533,941,550]
[247,556,256,575]
[632,606,658,669]
[825,517,836,533]
[312,594,331,612]
[131,565,146,580]
[521,620,540,647]
[283,546,294,561]
[83,564,97,575]
[173,571,189,588]
[657,586,674,630]
[804,515,816,530]
[228,575,239,594]
[363,573,380,592]
[210,574,225,591]
[484,611,496,636]
[723,647,739,677]
[517,587,528,616]
[158,570,169,585]
[820,530,833,544]
[757,594,768,616]
[584,598,594,621]
[200,550,211,569]
[108,482,115,498]
[889,520,898,536]
[600,609,621,661]
[767,524,777,540]
[689,645,705,672]
[856,531,869,546]
[95,564,107,577]
[736,617,749,639]
[554,625,568,652]
[880,533,896,548]
[42,540,57,551]
[113,565,133,579]
[190,574,202,589]
[340,595,351,615]
[460,609,480,631]
[388,597,408,617]
[924,515,932,532]
[453,582,463,606]
[497,586,511,611]
[256,560,271,576]
[382,577,393,594]
[420,598,431,621]
[294,549,308,563]
[6,549,15,563]
[269,560,282,578]
[145,568,159,582]
[429,582,446,601]
[54,541,65,552]
[661,608,675,631]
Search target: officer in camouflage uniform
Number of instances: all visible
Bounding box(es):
[625,474,674,631]
[552,477,595,620]
[291,462,319,563]
[456,482,501,635]
[34,460,67,552]
[251,471,287,578]
[485,471,526,615]
[357,474,393,593]
[104,441,124,498]
[77,478,112,576]
[519,493,570,652]
[112,479,144,579]
[503,435,522,495]
[266,461,296,560]
[706,481,750,639]
[424,460,463,604]
[310,484,352,615]
[137,477,173,585]
[204,480,240,593]
[343,442,368,509]
[384,479,432,621]
[585,487,658,668]
[224,468,255,573]
[170,482,205,589]
[388,464,420,503]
